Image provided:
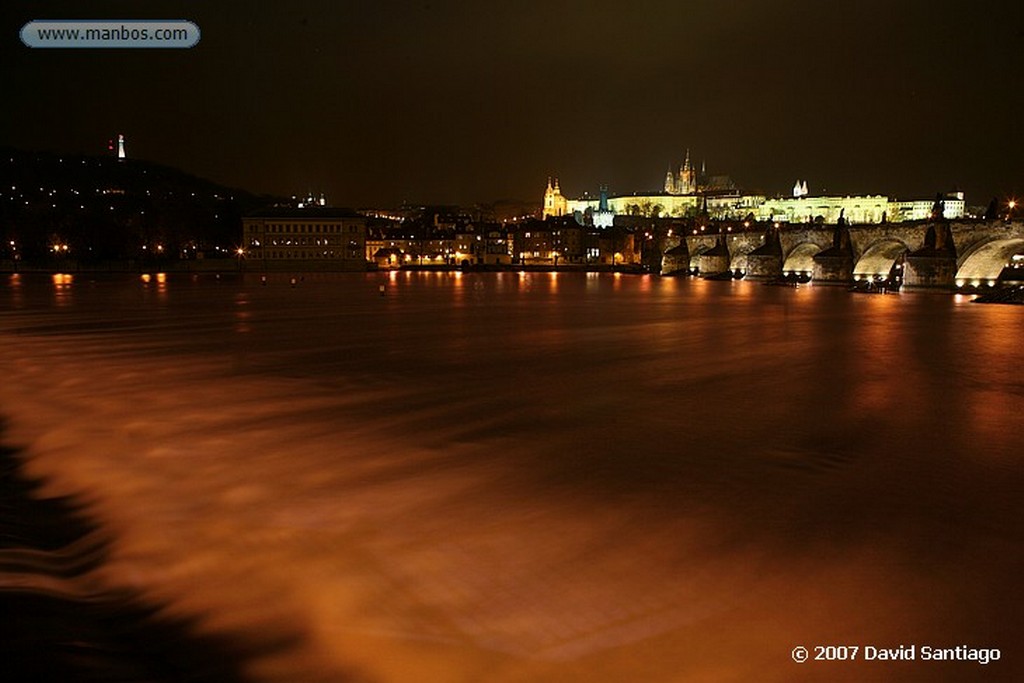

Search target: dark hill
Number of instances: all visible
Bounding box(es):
[0,148,282,262]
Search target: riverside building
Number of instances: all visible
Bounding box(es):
[242,207,367,269]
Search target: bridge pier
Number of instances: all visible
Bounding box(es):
[901,222,958,291]
[812,254,854,285]
[744,227,783,280]
[811,221,855,285]
[698,237,731,276]
[902,255,957,291]
[660,242,691,275]
[745,254,783,280]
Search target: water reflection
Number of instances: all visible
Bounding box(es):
[234,292,251,334]
[51,272,73,306]
[547,270,559,294]
[7,272,23,309]
[450,270,464,306]
[635,273,651,293]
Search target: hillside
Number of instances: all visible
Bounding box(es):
[0,148,281,262]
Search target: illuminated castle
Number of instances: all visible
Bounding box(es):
[549,147,966,225]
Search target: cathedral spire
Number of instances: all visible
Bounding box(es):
[679,148,696,194]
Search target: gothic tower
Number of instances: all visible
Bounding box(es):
[679,149,696,195]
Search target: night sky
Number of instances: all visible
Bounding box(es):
[3,1,1023,207]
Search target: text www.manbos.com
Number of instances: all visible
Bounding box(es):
[21,21,200,48]
[39,26,188,41]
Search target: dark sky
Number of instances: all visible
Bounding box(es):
[3,1,1023,207]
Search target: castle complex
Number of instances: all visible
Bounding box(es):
[548,151,966,225]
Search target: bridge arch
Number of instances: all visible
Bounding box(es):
[853,239,909,281]
[955,237,1024,284]
[782,242,821,275]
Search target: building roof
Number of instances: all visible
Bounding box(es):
[245,206,363,219]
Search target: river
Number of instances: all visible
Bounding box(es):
[1,271,1020,682]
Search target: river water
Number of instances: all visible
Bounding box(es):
[1,271,1020,682]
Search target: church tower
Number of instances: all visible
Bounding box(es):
[543,177,567,219]
[664,167,676,194]
[594,185,614,228]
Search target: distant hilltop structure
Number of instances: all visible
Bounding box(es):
[546,150,966,225]
[294,191,327,209]
[108,134,126,160]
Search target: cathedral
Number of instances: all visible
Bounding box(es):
[663,150,737,195]
[664,149,701,195]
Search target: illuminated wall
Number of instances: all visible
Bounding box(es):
[759,195,889,224]
[888,198,966,221]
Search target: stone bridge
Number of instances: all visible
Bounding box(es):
[661,219,1024,290]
